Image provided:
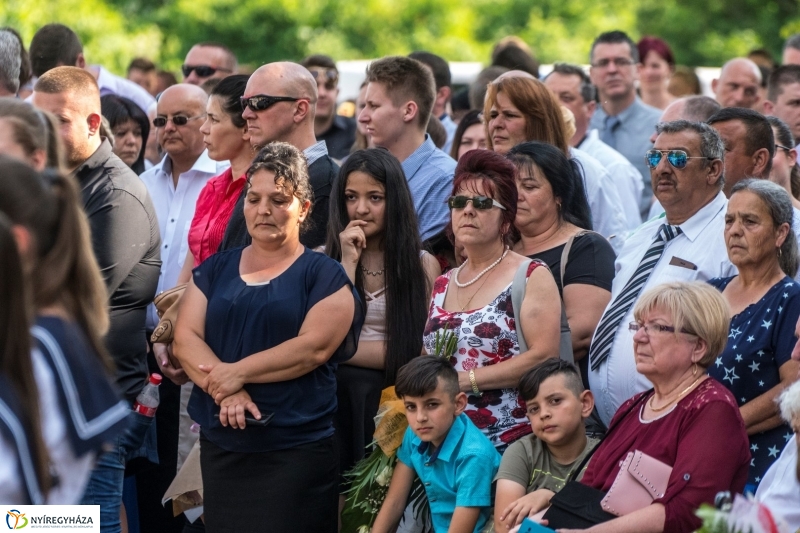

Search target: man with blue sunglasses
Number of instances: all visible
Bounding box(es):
[588,120,735,425]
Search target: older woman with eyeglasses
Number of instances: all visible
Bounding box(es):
[553,282,750,533]
[706,179,800,493]
[423,149,561,451]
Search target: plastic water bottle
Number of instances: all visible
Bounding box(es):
[133,373,162,417]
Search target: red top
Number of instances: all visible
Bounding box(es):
[188,168,246,266]
[581,378,750,533]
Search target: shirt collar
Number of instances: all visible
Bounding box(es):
[659,191,727,243]
[153,149,219,177]
[74,139,113,181]
[304,140,328,166]
[401,134,436,178]
[413,412,467,463]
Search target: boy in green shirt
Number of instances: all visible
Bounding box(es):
[494,359,598,533]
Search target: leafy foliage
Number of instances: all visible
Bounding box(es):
[2,0,799,75]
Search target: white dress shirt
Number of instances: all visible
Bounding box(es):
[579,129,644,230]
[755,435,799,531]
[588,192,737,424]
[571,147,629,253]
[139,150,228,329]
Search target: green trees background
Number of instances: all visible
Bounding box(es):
[2,0,799,75]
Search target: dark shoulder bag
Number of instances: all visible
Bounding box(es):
[541,391,651,529]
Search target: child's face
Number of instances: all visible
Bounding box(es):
[402,379,467,449]
[525,374,591,448]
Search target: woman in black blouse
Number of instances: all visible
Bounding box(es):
[507,142,615,363]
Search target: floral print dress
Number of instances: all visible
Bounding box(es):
[422,261,544,449]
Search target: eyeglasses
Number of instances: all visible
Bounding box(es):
[181,64,232,78]
[308,68,338,90]
[776,143,793,153]
[240,94,302,112]
[628,322,694,336]
[152,114,206,128]
[447,195,506,210]
[645,149,715,169]
[591,57,636,69]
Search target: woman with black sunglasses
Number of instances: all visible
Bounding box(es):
[422,149,561,451]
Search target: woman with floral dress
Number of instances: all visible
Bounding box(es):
[422,149,562,451]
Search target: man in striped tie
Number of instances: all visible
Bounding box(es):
[587,120,737,425]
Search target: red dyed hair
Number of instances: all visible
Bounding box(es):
[452,149,518,244]
[638,36,675,67]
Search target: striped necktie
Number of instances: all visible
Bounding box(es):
[589,223,683,371]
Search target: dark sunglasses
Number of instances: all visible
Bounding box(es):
[240,94,302,112]
[645,149,715,169]
[308,68,338,89]
[181,64,232,78]
[152,114,205,128]
[447,195,506,210]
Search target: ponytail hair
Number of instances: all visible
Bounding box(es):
[0,213,51,494]
[0,156,111,369]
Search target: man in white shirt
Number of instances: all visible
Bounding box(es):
[137,82,227,530]
[545,63,644,229]
[588,121,736,424]
[28,23,155,115]
[755,378,800,531]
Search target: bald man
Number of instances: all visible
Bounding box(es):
[136,83,227,533]
[712,58,763,109]
[220,61,338,250]
[32,66,161,532]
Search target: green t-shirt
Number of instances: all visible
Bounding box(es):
[494,435,600,493]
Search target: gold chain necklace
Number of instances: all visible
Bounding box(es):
[648,375,704,412]
[457,268,493,311]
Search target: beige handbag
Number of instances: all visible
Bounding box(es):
[150,283,187,344]
[600,450,673,516]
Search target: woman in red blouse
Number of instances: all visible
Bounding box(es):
[177,74,252,282]
[561,282,750,533]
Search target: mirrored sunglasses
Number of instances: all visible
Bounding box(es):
[645,149,714,169]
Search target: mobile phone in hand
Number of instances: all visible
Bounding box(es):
[213,412,274,427]
[518,518,556,533]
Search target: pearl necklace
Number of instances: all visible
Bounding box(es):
[360,264,385,276]
[453,247,509,288]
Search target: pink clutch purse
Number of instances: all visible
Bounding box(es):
[600,450,673,516]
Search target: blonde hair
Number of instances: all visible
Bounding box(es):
[34,66,100,112]
[633,281,731,367]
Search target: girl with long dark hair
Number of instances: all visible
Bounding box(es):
[325,148,440,482]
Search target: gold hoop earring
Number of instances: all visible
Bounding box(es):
[778,247,783,258]
[692,362,698,376]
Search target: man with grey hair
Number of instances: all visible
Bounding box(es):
[782,34,800,66]
[220,61,337,250]
[0,29,21,96]
[588,120,735,424]
[755,377,800,530]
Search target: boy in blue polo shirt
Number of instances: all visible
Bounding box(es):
[372,356,501,533]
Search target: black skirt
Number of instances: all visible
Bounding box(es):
[200,434,338,532]
[333,365,384,487]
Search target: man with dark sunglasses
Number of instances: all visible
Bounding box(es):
[300,54,356,161]
[219,61,337,250]
[587,120,734,425]
[182,42,237,86]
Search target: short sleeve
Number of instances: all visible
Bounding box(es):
[770,282,800,367]
[396,427,416,470]
[657,400,749,533]
[562,233,616,292]
[191,249,228,297]
[494,437,533,489]
[454,452,497,507]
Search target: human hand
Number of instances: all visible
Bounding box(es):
[339,220,368,266]
[198,362,245,403]
[218,390,261,429]
[153,343,189,385]
[500,489,554,529]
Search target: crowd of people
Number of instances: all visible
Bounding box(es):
[1,20,800,533]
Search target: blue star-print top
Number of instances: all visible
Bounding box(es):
[708,276,800,490]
